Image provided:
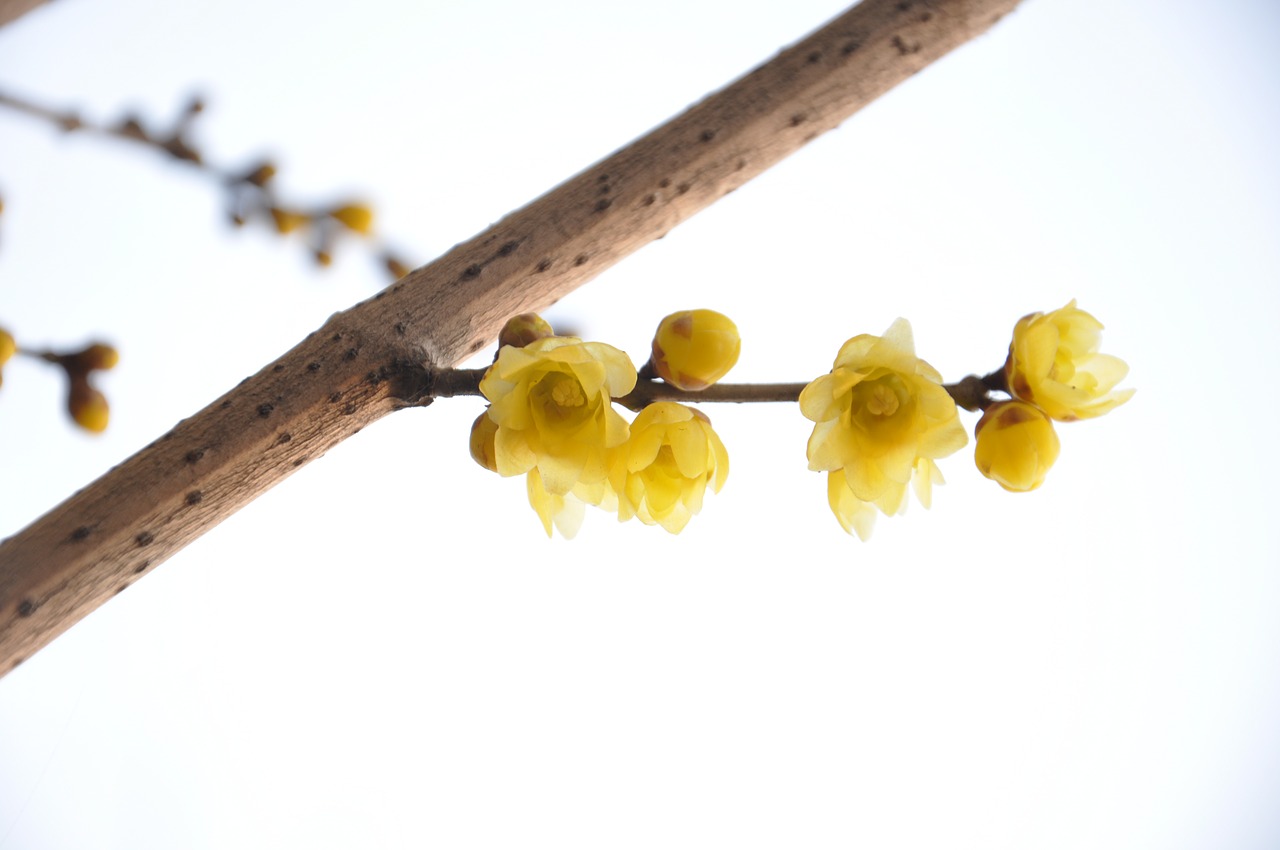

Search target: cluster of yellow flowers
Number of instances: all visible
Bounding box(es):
[471,301,1131,539]
[974,300,1134,494]
[470,310,736,537]
[800,301,1132,538]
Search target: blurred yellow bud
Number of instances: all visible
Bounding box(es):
[329,203,375,235]
[651,309,741,390]
[0,327,15,388]
[973,400,1060,492]
[469,410,499,473]
[498,313,556,349]
[269,207,310,234]
[68,378,109,433]
[76,343,119,372]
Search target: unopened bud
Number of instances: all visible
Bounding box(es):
[651,309,740,390]
[68,378,110,433]
[498,313,555,349]
[329,203,374,235]
[269,207,310,234]
[469,410,499,473]
[973,400,1059,492]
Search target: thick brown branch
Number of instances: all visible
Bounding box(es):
[0,0,1023,676]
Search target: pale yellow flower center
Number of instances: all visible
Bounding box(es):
[534,372,589,423]
[865,382,900,417]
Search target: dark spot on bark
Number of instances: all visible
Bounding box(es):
[258,403,274,418]
[574,254,589,267]
[675,183,691,195]
[69,526,92,542]
[641,194,656,206]
[293,457,307,467]
[462,264,483,280]
[307,362,321,372]
[342,402,358,415]
[498,240,519,257]
[351,426,363,436]
[658,177,671,189]
[597,173,609,182]
[332,332,344,342]
[736,159,747,171]
[276,432,292,445]
[790,114,806,127]
[185,491,204,506]
[892,35,920,55]
[470,339,485,353]
[804,132,819,143]
[273,364,285,372]
[136,531,155,547]
[394,322,407,336]
[17,599,36,618]
[134,560,150,574]
[329,391,343,403]
[841,40,862,55]
[220,400,232,409]
[920,11,932,21]
[896,0,911,10]
[536,259,553,273]
[374,290,386,300]
[594,198,612,212]
[807,50,822,64]
[185,449,205,464]
[700,129,716,142]
[344,348,359,361]
[115,583,129,595]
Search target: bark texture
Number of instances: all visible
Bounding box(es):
[0,0,1023,675]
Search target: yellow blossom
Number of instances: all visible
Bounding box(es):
[973,400,1060,492]
[1005,299,1134,421]
[526,468,589,539]
[800,318,967,537]
[651,309,741,390]
[480,336,636,504]
[610,402,728,533]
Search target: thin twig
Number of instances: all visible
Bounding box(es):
[0,88,414,280]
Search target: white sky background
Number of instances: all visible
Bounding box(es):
[1,0,1278,847]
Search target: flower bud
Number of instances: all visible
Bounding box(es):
[469,410,499,473]
[0,328,15,388]
[651,309,740,391]
[68,377,110,433]
[74,343,119,372]
[973,400,1060,492]
[498,313,555,349]
[0,328,15,366]
[269,207,310,234]
[329,203,375,235]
